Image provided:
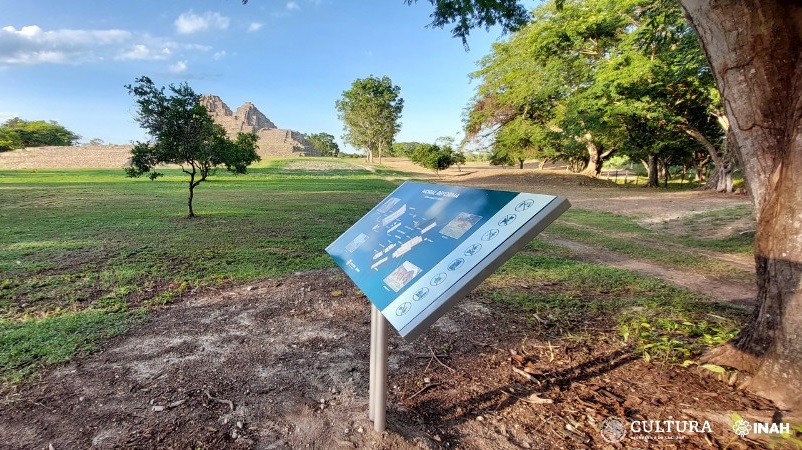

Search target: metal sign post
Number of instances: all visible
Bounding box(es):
[326,181,570,433]
[369,306,389,431]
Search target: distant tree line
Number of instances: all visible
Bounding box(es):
[0,118,80,152]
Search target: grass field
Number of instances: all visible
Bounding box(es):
[0,159,752,385]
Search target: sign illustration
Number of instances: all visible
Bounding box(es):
[326,181,570,340]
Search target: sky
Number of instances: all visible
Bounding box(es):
[0,0,531,153]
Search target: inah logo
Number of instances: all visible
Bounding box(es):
[600,416,627,443]
[732,419,751,438]
[731,417,790,438]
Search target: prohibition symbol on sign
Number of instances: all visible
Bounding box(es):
[396,302,412,316]
[515,199,535,212]
[498,214,517,226]
[464,243,482,256]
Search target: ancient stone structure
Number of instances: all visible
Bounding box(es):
[199,95,320,157]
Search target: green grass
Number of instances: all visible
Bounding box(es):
[548,208,755,282]
[484,240,747,362]
[0,159,753,385]
[0,308,146,384]
[0,160,398,384]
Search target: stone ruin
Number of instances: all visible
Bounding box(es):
[199,95,321,157]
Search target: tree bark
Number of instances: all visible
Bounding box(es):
[188,174,196,218]
[680,0,802,409]
[580,133,614,178]
[644,155,659,187]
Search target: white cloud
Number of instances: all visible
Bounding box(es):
[116,44,172,61]
[0,25,130,65]
[0,24,218,70]
[169,60,188,74]
[212,50,226,60]
[247,22,263,32]
[286,2,300,11]
[174,11,230,34]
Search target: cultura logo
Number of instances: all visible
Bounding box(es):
[599,416,627,443]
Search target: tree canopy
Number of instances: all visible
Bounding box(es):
[0,118,80,151]
[409,143,458,175]
[335,75,403,164]
[464,0,723,185]
[125,76,260,217]
[305,132,340,157]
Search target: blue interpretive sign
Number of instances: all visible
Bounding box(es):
[326,181,570,340]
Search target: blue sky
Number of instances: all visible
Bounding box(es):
[0,1,530,152]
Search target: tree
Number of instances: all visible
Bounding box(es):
[677,0,802,410]
[417,0,802,410]
[0,117,80,150]
[305,132,340,157]
[125,76,260,218]
[409,143,456,176]
[335,76,403,164]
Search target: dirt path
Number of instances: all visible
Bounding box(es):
[542,235,755,307]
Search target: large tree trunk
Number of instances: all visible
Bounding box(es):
[642,155,659,187]
[680,0,802,410]
[580,133,614,178]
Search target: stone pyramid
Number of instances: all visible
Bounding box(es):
[199,95,320,157]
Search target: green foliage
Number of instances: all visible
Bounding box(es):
[464,0,722,181]
[335,75,403,162]
[621,317,739,363]
[0,117,80,151]
[391,141,428,157]
[404,0,528,47]
[409,143,456,175]
[305,132,340,157]
[125,76,260,217]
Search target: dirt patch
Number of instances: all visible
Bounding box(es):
[0,270,783,449]
[282,161,370,172]
[385,158,751,232]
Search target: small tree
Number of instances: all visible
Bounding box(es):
[125,76,260,218]
[409,144,455,176]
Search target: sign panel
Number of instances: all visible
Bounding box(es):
[326,181,570,340]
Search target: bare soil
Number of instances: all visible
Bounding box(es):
[0,271,782,449]
[2,151,789,449]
